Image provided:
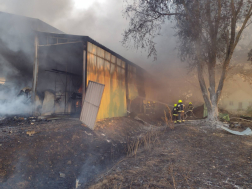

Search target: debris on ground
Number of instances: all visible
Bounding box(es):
[59,172,66,178]
[229,122,241,128]
[133,116,146,125]
[0,117,152,189]
[26,131,36,137]
[75,179,81,188]
[1,116,252,189]
[240,115,252,120]
[67,160,72,165]
[89,123,252,189]
[231,116,252,123]
[0,114,72,128]
[84,131,92,136]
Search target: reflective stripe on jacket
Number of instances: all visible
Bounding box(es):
[177,103,184,111]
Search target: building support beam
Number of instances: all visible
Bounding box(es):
[32,35,39,116]
[82,50,87,105]
[125,63,129,113]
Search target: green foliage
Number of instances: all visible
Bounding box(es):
[219,113,230,122]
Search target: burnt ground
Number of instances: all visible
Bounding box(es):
[0,116,252,189]
[0,117,150,189]
[89,122,252,189]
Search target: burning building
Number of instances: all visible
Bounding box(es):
[0,11,156,120]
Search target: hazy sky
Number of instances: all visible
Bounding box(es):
[0,0,251,78]
[0,0,252,105]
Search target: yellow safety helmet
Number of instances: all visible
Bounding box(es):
[174,104,177,107]
[189,102,192,104]
[178,100,182,103]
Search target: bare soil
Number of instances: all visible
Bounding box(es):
[1,116,252,189]
[89,123,252,189]
[0,117,149,189]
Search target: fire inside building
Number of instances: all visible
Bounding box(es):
[0,12,158,122]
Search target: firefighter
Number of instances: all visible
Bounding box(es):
[177,100,185,123]
[172,104,178,124]
[187,102,194,118]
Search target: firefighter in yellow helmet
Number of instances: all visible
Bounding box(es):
[177,100,185,123]
[187,102,194,118]
[172,104,179,124]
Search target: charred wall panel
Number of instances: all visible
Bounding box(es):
[36,39,84,115]
[86,42,127,120]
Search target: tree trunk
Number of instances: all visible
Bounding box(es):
[197,63,211,111]
[216,65,227,104]
[194,12,220,125]
[207,102,219,122]
[195,39,218,124]
[207,61,219,123]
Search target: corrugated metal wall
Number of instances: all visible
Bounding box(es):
[86,42,127,120]
[127,64,138,100]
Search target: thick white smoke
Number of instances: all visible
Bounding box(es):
[0,87,31,115]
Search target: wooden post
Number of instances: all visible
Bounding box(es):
[82,50,86,105]
[64,63,68,114]
[125,63,129,113]
[32,35,39,116]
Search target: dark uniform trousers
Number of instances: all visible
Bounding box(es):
[187,104,194,117]
[177,103,185,123]
[172,107,178,123]
[172,114,178,123]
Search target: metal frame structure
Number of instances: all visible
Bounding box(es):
[32,31,147,117]
[44,69,82,113]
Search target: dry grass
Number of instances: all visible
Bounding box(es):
[164,109,174,130]
[89,122,252,189]
[89,175,124,189]
[161,105,175,130]
[89,160,192,189]
[127,109,174,157]
[127,128,162,157]
[169,165,177,189]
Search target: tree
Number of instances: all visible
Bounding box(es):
[123,0,252,123]
[248,48,252,63]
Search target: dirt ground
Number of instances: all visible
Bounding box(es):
[0,117,150,189]
[1,116,252,189]
[89,122,252,189]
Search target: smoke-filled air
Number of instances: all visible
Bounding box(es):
[0,0,252,189]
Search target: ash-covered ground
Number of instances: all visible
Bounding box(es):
[1,116,252,189]
[0,116,151,189]
[89,122,252,189]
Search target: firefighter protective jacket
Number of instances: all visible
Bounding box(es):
[177,103,184,112]
[188,104,194,111]
[172,106,178,115]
